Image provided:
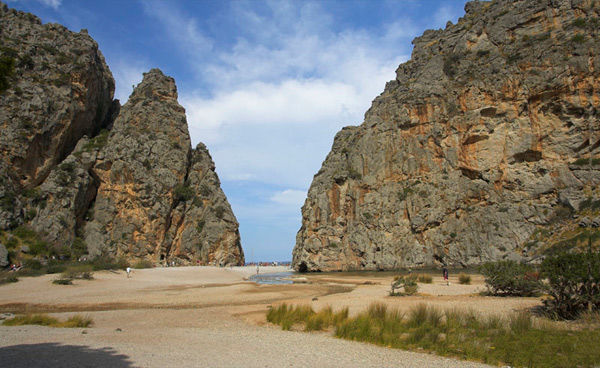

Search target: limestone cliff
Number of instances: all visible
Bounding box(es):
[293,0,600,271]
[0,2,244,266]
[0,2,115,229]
[85,69,243,265]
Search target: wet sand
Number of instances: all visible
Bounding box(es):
[0,266,540,367]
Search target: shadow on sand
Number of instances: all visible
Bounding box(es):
[0,343,134,367]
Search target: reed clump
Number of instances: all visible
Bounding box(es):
[3,314,93,328]
[267,303,348,331]
[458,273,471,285]
[417,274,433,283]
[268,302,600,367]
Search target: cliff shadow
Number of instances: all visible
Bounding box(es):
[0,343,134,368]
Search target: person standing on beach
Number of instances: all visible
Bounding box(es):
[443,266,449,285]
[126,267,131,278]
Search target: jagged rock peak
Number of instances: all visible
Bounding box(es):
[293,0,600,272]
[0,0,243,267]
[130,68,179,102]
[84,68,243,266]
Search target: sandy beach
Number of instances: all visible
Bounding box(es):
[0,266,541,367]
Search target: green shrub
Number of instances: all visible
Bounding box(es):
[62,265,94,280]
[573,157,600,166]
[3,314,93,328]
[443,52,461,78]
[579,197,600,211]
[267,303,349,332]
[0,274,19,285]
[417,274,433,283]
[0,56,15,92]
[332,303,600,367]
[458,273,471,285]
[572,34,586,44]
[29,239,49,255]
[15,267,45,277]
[397,187,413,201]
[3,314,58,326]
[88,256,119,270]
[82,129,109,152]
[24,208,37,221]
[541,252,600,319]
[479,260,542,296]
[115,257,130,269]
[12,226,36,239]
[0,191,16,212]
[61,314,93,328]
[572,18,587,28]
[348,167,362,180]
[390,275,419,296]
[71,237,87,258]
[52,278,72,285]
[476,49,490,57]
[45,259,68,274]
[5,237,18,249]
[133,259,153,269]
[23,259,42,270]
[174,184,195,202]
[52,73,70,87]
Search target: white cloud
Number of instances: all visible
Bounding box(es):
[39,0,61,10]
[270,189,308,207]
[6,0,61,10]
[180,77,379,188]
[176,1,414,189]
[141,1,214,65]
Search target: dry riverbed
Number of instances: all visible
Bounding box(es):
[0,266,540,367]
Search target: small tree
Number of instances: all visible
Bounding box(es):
[541,252,600,319]
[390,275,419,296]
[479,260,542,296]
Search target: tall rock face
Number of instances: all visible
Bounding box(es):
[84,69,243,266]
[0,3,115,228]
[0,2,244,267]
[293,0,600,271]
[167,144,244,265]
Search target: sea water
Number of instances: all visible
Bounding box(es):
[249,268,479,284]
[249,271,295,284]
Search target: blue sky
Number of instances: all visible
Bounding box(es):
[7,0,468,262]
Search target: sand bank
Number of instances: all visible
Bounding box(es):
[0,266,539,367]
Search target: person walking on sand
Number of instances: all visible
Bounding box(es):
[443,266,449,285]
[126,267,131,278]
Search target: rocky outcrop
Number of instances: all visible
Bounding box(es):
[293,0,600,271]
[0,3,114,230]
[165,144,244,265]
[0,2,244,266]
[29,135,105,250]
[84,69,243,266]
